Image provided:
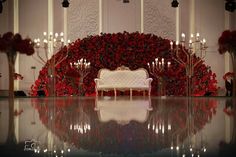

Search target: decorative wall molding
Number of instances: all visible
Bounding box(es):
[144,0,175,40]
[68,0,99,41]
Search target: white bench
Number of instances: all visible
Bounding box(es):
[94,66,153,96]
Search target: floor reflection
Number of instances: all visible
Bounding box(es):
[95,96,152,125]
[0,96,235,157]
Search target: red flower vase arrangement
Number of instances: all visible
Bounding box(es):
[0,32,34,144]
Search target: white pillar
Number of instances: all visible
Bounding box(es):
[224,10,233,143]
[63,8,68,44]
[14,0,19,91]
[175,7,180,41]
[13,0,20,143]
[99,0,103,34]
[140,0,144,33]
[224,11,232,73]
[13,0,19,33]
[48,0,54,58]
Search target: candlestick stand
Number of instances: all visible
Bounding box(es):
[170,33,207,96]
[33,32,70,96]
[147,58,171,96]
[70,58,91,96]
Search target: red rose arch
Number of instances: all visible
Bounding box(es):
[30,32,217,96]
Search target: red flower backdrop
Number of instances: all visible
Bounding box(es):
[32,97,217,154]
[30,32,217,96]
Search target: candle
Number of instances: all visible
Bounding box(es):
[43,32,47,36]
[176,41,179,49]
[191,34,194,38]
[202,38,206,43]
[155,58,158,65]
[60,32,64,37]
[202,38,206,48]
[43,39,48,47]
[181,33,185,42]
[189,39,192,48]
[170,41,173,50]
[55,33,58,38]
[176,41,179,45]
[167,61,171,68]
[196,32,200,41]
[147,63,150,71]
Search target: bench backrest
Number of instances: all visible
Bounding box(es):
[98,67,149,86]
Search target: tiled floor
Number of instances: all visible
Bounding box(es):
[0,96,235,157]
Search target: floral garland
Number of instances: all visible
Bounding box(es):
[30,32,217,96]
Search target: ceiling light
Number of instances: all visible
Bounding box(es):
[62,0,70,8]
[123,0,130,3]
[171,0,179,8]
[225,0,235,12]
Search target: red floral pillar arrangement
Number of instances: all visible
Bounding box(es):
[218,30,236,97]
[218,30,236,144]
[0,32,34,98]
[0,32,34,144]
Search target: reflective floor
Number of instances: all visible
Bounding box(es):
[0,96,235,157]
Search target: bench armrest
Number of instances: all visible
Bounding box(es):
[144,78,153,86]
[94,78,103,86]
[94,78,100,83]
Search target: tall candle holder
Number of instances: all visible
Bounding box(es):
[170,33,207,96]
[33,32,70,96]
[147,58,171,96]
[70,58,91,96]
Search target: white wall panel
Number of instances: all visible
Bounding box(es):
[195,0,225,89]
[144,0,175,40]
[68,0,99,41]
[18,0,48,93]
[102,0,141,33]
